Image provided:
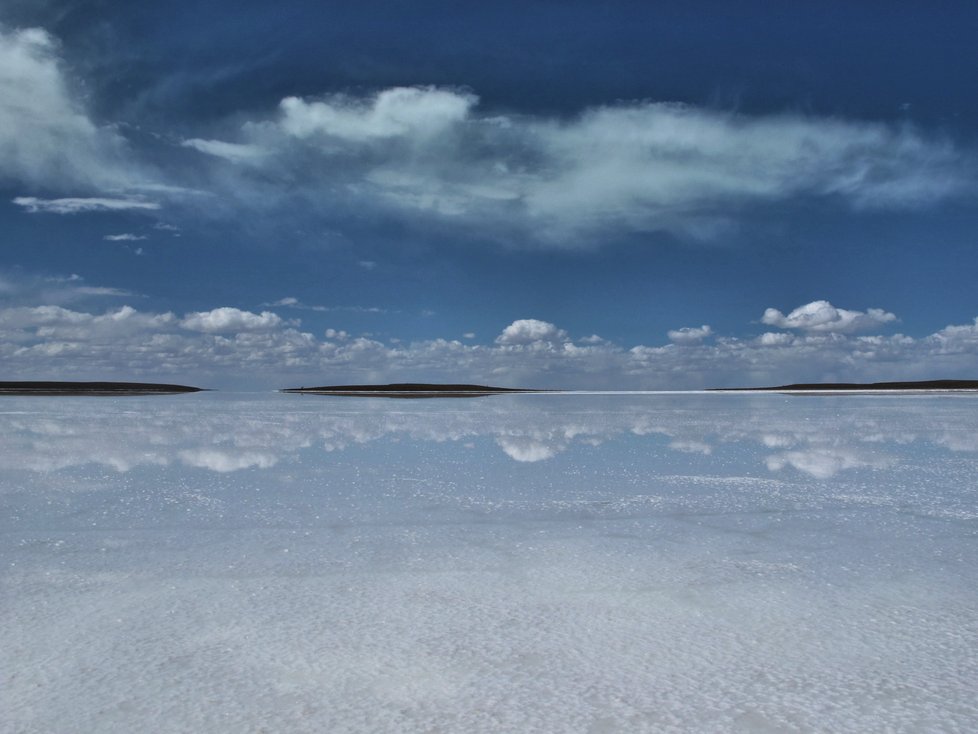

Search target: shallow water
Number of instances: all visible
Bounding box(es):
[2,393,977,733]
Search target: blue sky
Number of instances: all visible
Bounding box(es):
[2,1,977,389]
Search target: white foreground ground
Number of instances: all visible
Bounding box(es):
[2,393,977,733]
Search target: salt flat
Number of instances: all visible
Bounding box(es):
[2,393,976,733]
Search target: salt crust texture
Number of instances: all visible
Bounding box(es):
[2,394,977,733]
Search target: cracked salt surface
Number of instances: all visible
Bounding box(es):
[2,393,977,732]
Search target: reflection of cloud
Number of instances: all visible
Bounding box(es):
[761,434,794,448]
[495,437,560,463]
[937,433,978,453]
[0,395,969,477]
[668,440,712,455]
[765,448,895,479]
[178,449,278,473]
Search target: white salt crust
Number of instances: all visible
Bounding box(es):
[2,393,977,732]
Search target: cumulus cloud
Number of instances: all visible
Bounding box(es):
[496,319,568,346]
[180,85,973,245]
[278,86,476,142]
[0,26,134,190]
[668,325,713,344]
[762,300,898,333]
[13,197,160,214]
[180,307,284,333]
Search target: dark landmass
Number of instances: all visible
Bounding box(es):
[713,379,978,393]
[281,383,553,398]
[0,381,203,396]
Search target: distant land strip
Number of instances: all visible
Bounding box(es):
[281,383,554,398]
[712,379,978,392]
[0,381,203,396]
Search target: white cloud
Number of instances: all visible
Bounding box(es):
[579,335,606,345]
[0,26,133,190]
[261,297,387,314]
[3,296,978,390]
[668,325,713,344]
[3,30,971,247]
[757,332,795,346]
[70,286,132,297]
[13,197,160,214]
[496,319,568,346]
[180,307,284,333]
[185,86,973,245]
[103,233,147,242]
[278,86,476,142]
[0,271,137,306]
[181,138,267,162]
[762,300,898,333]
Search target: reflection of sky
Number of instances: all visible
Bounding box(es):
[3,394,977,731]
[2,392,977,478]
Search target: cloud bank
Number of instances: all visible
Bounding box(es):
[179,85,972,244]
[2,298,977,389]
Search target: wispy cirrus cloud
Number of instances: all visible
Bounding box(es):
[180,138,267,162]
[103,233,147,241]
[262,297,389,314]
[13,196,161,214]
[0,271,135,306]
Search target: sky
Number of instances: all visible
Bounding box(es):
[2,0,977,389]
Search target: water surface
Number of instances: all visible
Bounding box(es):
[2,393,976,732]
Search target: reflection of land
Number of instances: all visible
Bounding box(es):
[281,383,551,398]
[715,379,978,393]
[2,394,976,478]
[0,381,202,396]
